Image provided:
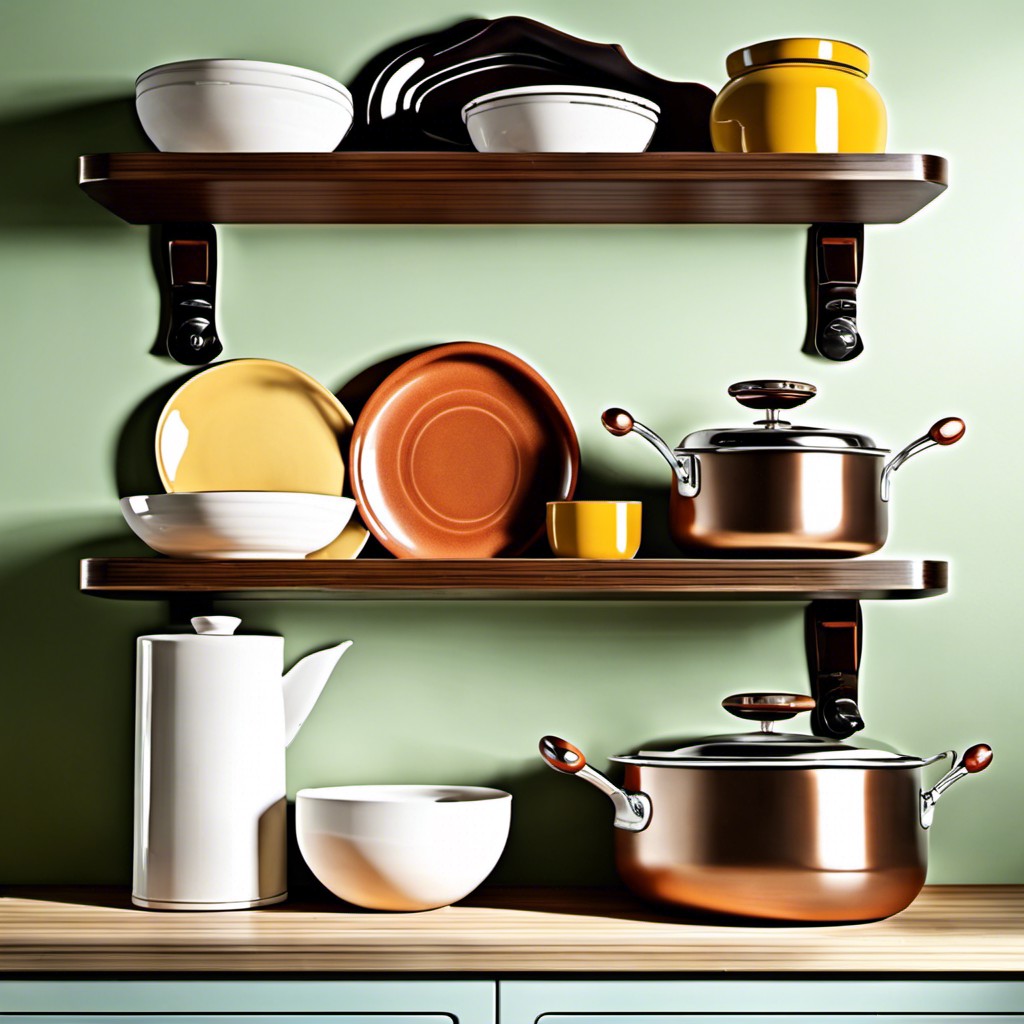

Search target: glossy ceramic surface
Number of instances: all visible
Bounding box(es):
[133,615,350,910]
[155,359,368,559]
[546,501,641,559]
[136,59,353,152]
[711,38,886,153]
[350,15,713,152]
[350,343,579,558]
[464,86,658,153]
[296,785,512,911]
[121,492,356,559]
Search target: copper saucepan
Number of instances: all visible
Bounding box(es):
[540,693,992,923]
[602,379,965,557]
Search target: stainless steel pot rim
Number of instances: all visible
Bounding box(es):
[674,445,890,455]
[610,750,949,769]
[680,423,881,452]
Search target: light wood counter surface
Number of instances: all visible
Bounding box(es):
[1,886,1022,974]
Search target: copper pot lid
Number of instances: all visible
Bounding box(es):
[677,380,885,454]
[609,692,945,769]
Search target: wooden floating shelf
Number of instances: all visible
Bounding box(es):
[80,557,948,601]
[78,152,947,225]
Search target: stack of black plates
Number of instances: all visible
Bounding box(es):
[343,16,714,151]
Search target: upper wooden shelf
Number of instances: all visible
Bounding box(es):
[80,557,948,601]
[78,152,947,225]
[1,885,1020,973]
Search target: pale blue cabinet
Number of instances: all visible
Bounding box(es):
[499,981,1024,1022]
[0,981,494,1024]
[3,979,1024,1024]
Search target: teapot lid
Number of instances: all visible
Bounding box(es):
[191,615,242,636]
[678,380,883,454]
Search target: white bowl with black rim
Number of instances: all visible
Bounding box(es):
[136,59,354,152]
[462,84,659,153]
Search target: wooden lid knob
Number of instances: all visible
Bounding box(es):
[722,692,816,723]
[728,380,816,412]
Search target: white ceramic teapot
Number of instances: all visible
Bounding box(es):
[133,615,351,910]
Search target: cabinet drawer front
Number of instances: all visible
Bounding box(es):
[540,1018,1021,1024]
[501,982,1024,1019]
[1,1018,453,1024]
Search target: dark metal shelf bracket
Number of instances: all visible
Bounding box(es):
[806,599,865,739]
[804,222,865,361]
[155,223,223,365]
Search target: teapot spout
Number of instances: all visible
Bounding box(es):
[282,640,352,746]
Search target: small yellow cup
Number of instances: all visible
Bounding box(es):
[546,501,642,559]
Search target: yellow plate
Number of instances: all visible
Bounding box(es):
[155,358,369,559]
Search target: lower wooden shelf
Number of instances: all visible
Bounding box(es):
[79,557,948,601]
[1,885,1020,973]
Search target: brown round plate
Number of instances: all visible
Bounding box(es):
[350,342,579,558]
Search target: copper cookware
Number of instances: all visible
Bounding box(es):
[540,694,992,923]
[602,379,965,557]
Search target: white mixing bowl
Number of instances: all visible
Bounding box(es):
[296,785,512,911]
[136,59,353,152]
[462,85,659,153]
[120,492,355,558]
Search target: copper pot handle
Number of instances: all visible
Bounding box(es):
[600,408,700,498]
[920,743,993,829]
[881,417,966,502]
[539,735,651,832]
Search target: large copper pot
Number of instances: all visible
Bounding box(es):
[540,693,992,923]
[602,379,964,557]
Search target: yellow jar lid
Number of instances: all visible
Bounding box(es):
[725,38,870,78]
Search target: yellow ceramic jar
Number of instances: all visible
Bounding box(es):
[711,38,886,153]
[547,501,641,560]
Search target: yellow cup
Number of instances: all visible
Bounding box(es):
[546,501,642,559]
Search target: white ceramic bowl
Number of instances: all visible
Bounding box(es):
[136,59,353,152]
[296,785,512,911]
[462,84,659,153]
[120,492,355,558]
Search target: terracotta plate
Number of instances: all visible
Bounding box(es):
[155,358,369,559]
[350,342,579,557]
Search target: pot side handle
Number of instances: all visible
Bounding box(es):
[600,408,700,498]
[920,743,992,829]
[539,735,651,833]
[881,417,965,502]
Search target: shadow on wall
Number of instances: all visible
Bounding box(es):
[0,518,157,883]
[0,96,147,229]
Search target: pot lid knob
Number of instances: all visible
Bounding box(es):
[722,692,816,725]
[728,380,817,413]
[191,615,241,636]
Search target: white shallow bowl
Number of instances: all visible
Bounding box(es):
[121,492,355,559]
[296,785,512,911]
[136,58,353,152]
[462,84,659,153]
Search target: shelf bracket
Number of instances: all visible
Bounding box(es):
[154,223,223,365]
[805,599,865,740]
[803,222,864,361]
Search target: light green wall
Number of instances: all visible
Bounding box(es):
[1,0,1021,889]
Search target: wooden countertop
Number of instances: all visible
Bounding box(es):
[2,886,1022,974]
